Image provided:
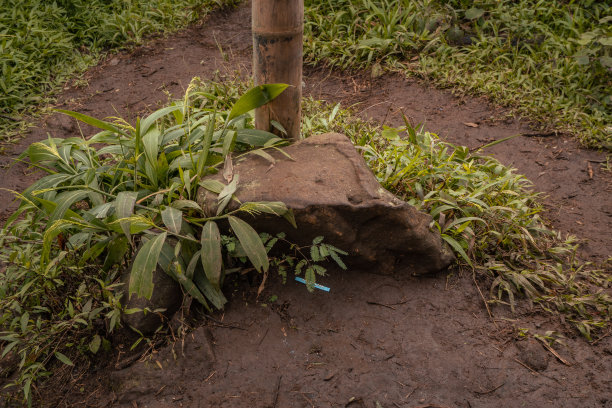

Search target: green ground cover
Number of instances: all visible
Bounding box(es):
[0,0,235,143]
[304,0,612,148]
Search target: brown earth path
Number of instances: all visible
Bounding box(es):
[0,2,610,407]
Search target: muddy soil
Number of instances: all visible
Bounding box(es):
[0,2,610,407]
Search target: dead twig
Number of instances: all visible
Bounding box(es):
[204,314,246,330]
[513,357,538,375]
[472,272,498,328]
[366,300,396,310]
[272,375,282,408]
[592,330,612,345]
[473,382,505,395]
[534,337,571,366]
[521,131,558,137]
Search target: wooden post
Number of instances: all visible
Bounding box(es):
[252,0,303,140]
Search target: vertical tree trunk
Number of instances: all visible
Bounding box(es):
[252,0,303,140]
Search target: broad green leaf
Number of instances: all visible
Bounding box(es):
[88,202,114,219]
[198,178,224,193]
[227,84,289,121]
[108,215,154,235]
[140,105,181,136]
[170,200,202,211]
[48,190,89,225]
[222,130,236,158]
[193,271,227,310]
[196,111,216,177]
[54,352,74,366]
[142,126,160,170]
[22,173,73,199]
[171,269,210,311]
[228,216,269,273]
[32,196,83,222]
[236,128,279,146]
[442,234,471,267]
[115,191,138,242]
[55,109,129,137]
[27,142,62,163]
[161,206,183,234]
[201,221,222,289]
[240,201,288,216]
[129,232,167,300]
[186,251,200,280]
[249,149,276,164]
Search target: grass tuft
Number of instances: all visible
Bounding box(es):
[304,0,612,148]
[0,0,238,144]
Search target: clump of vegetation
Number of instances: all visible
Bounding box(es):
[0,77,609,405]
[304,0,612,148]
[0,0,238,143]
[302,97,610,340]
[0,82,343,405]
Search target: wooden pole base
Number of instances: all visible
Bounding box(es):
[252,0,303,140]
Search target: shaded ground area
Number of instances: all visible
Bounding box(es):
[0,2,610,407]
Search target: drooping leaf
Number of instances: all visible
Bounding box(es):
[140,105,182,136]
[216,175,239,215]
[193,271,227,310]
[228,216,269,273]
[170,200,202,211]
[199,179,225,194]
[129,232,167,300]
[227,84,289,121]
[55,109,129,137]
[47,190,89,225]
[115,191,138,242]
[201,221,222,288]
[236,128,280,146]
[249,149,276,164]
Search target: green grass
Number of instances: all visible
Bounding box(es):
[304,0,612,148]
[0,0,236,144]
[302,97,610,340]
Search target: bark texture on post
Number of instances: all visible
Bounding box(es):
[252,0,303,140]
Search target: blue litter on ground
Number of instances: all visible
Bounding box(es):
[295,277,330,292]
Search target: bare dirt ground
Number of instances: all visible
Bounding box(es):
[1,2,610,407]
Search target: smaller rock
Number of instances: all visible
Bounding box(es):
[120,264,183,335]
[516,339,549,371]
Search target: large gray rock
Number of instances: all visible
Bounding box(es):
[197,133,454,275]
